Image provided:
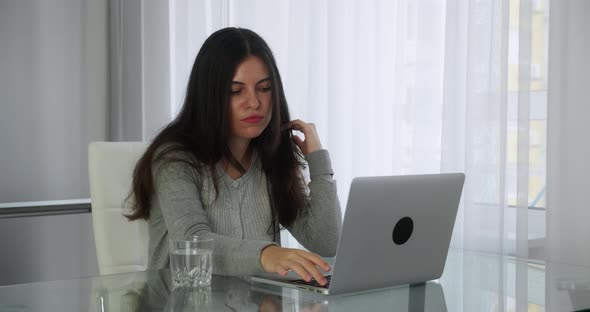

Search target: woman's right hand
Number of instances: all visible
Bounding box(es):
[260,245,331,286]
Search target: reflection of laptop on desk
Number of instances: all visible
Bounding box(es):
[250,280,448,312]
[250,173,465,295]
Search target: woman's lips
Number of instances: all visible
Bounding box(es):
[242,115,263,124]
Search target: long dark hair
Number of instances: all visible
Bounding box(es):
[126,28,307,233]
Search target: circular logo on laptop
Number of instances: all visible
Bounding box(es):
[392,217,413,245]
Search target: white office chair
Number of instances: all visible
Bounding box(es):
[88,142,149,275]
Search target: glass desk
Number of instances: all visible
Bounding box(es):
[1,249,589,311]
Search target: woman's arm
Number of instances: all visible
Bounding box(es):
[286,149,343,256]
[280,119,343,256]
[257,120,341,285]
[154,161,277,276]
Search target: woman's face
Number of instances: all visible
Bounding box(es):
[228,55,273,142]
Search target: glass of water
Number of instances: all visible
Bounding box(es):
[169,237,213,288]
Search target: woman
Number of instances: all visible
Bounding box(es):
[127,27,341,286]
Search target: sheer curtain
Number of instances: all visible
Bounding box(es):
[163,0,542,258]
[120,0,590,309]
[126,0,557,271]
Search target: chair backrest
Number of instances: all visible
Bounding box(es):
[88,142,149,275]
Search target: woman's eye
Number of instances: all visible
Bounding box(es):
[230,89,242,95]
[260,86,272,92]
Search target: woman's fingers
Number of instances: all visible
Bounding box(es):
[296,256,327,285]
[284,259,312,282]
[285,253,328,285]
[275,263,289,276]
[260,246,328,285]
[284,119,322,154]
[292,134,305,151]
[299,251,331,272]
[285,119,304,130]
[284,119,310,134]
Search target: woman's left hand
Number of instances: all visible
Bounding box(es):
[283,119,323,155]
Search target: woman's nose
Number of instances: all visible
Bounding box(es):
[246,89,261,109]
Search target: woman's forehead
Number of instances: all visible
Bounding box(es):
[232,56,270,83]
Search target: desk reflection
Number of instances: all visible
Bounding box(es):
[106,270,447,312]
[250,281,447,312]
[113,270,447,312]
[121,272,325,312]
[4,250,590,311]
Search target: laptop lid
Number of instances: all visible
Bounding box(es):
[328,173,464,295]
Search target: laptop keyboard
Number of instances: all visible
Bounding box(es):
[291,275,332,288]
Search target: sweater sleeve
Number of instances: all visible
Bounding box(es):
[153,161,277,275]
[286,150,343,256]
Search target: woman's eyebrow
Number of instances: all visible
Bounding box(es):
[257,77,271,84]
[231,77,271,85]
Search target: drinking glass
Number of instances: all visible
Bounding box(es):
[169,237,213,287]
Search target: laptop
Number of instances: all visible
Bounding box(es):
[249,173,465,295]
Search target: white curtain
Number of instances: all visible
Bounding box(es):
[117,0,588,278]
[159,0,548,258]
[119,1,590,309]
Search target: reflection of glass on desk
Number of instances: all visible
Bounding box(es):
[166,286,211,312]
[119,272,303,312]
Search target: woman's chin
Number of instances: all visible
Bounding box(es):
[237,129,265,140]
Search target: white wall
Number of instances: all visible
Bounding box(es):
[0,0,108,204]
[0,213,98,286]
[109,0,174,142]
[0,0,107,284]
[0,0,174,285]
